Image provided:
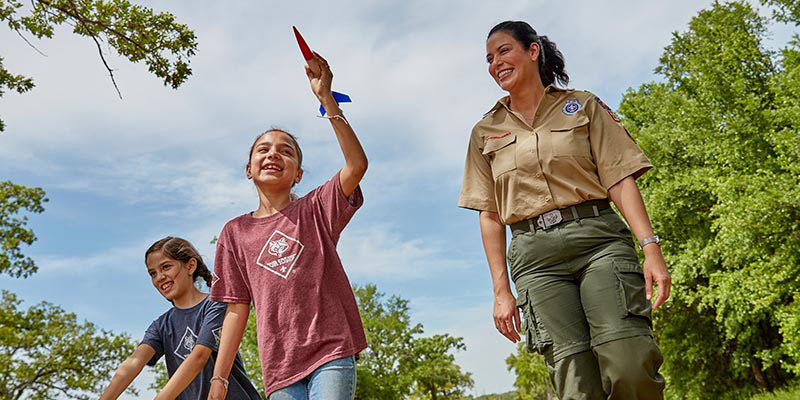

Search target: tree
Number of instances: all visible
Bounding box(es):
[354,284,474,400]
[0,290,136,400]
[0,181,47,278]
[0,0,197,131]
[505,341,549,400]
[618,1,800,398]
[408,334,473,400]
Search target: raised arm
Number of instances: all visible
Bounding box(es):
[99,344,156,400]
[304,51,368,197]
[480,210,521,343]
[154,345,213,400]
[608,175,671,310]
[207,303,250,400]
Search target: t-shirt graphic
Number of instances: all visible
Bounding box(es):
[174,326,197,360]
[256,230,304,279]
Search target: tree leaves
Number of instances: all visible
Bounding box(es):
[619,1,800,397]
[0,181,47,278]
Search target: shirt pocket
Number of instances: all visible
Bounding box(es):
[482,133,517,179]
[549,114,590,157]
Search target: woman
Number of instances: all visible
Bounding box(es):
[458,21,670,399]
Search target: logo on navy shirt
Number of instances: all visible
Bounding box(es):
[256,230,304,279]
[174,327,198,360]
[212,327,222,346]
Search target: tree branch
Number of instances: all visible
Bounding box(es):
[15,29,48,57]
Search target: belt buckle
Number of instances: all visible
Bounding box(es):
[536,209,563,230]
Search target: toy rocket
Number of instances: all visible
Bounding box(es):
[292,26,351,116]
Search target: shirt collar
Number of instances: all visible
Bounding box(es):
[485,84,566,115]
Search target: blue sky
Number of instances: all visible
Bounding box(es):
[1,0,793,397]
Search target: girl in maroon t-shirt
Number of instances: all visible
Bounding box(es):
[208,51,368,400]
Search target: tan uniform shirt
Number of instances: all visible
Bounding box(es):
[458,85,652,225]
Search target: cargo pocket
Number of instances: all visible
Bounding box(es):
[516,288,553,354]
[482,133,517,179]
[613,261,653,327]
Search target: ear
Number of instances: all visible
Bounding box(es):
[529,42,541,62]
[245,163,253,180]
[185,258,197,276]
[295,168,304,185]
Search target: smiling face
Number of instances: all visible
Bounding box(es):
[246,130,303,191]
[146,250,196,302]
[486,31,541,93]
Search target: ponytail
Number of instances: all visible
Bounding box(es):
[488,21,569,88]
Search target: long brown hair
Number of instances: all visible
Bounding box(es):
[145,237,212,287]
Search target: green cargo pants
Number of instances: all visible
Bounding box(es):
[509,208,665,400]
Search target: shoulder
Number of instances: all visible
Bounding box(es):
[148,307,174,330]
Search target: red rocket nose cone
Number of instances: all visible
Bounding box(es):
[293,26,314,61]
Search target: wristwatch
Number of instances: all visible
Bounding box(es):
[638,235,661,250]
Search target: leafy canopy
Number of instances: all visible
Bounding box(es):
[619,1,800,397]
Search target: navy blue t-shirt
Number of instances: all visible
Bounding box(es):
[142,296,261,399]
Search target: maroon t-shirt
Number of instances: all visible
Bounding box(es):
[210,173,367,395]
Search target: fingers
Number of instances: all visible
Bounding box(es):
[652,273,672,310]
[494,313,521,343]
[644,269,654,302]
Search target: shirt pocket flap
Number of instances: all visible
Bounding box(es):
[482,133,517,155]
[549,113,590,132]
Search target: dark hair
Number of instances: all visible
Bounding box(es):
[488,21,569,88]
[247,128,303,170]
[145,237,212,287]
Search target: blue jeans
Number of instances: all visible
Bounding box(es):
[268,356,356,400]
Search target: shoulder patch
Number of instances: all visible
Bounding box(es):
[594,96,621,123]
[562,99,581,115]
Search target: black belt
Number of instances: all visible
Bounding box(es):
[510,199,611,234]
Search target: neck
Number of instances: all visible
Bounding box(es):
[508,78,546,121]
[173,288,207,309]
[252,184,293,218]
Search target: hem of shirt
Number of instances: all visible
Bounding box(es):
[194,340,218,352]
[208,295,250,304]
[457,198,497,213]
[601,163,653,190]
[263,342,368,397]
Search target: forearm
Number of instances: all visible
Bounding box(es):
[320,96,368,181]
[607,176,655,243]
[479,211,512,296]
[100,346,153,400]
[155,347,211,400]
[212,304,249,379]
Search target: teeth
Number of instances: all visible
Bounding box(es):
[498,69,512,79]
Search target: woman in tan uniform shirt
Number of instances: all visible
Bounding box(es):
[459,21,671,399]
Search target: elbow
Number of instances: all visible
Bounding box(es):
[349,158,368,180]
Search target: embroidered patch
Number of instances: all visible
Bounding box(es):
[487,132,511,140]
[562,99,581,115]
[594,97,621,123]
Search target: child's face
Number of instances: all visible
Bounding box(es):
[146,250,196,302]
[246,131,303,190]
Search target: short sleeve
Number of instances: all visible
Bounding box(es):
[311,172,363,241]
[586,93,653,189]
[141,319,164,366]
[458,125,497,212]
[209,231,252,304]
[195,301,226,351]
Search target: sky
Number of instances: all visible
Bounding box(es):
[0,0,794,398]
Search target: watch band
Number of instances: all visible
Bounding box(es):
[638,235,661,250]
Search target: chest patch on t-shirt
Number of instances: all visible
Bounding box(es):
[256,230,305,279]
[174,326,198,360]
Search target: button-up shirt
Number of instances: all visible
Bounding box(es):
[458,85,652,225]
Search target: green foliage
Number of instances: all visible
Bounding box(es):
[354,284,473,400]
[147,360,169,393]
[750,381,800,399]
[0,181,47,278]
[762,0,800,24]
[618,1,800,398]
[0,289,137,400]
[505,340,549,400]
[0,0,197,130]
[239,307,267,399]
